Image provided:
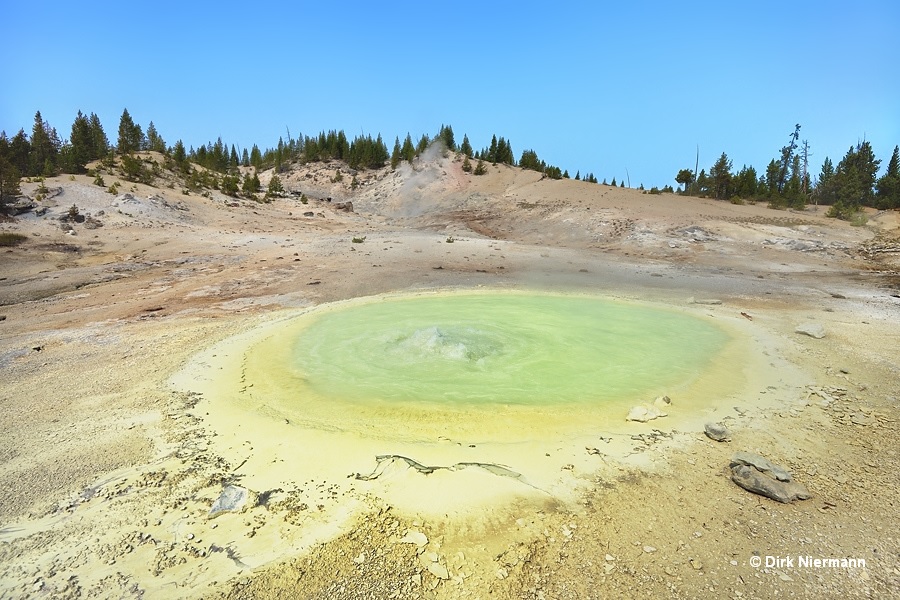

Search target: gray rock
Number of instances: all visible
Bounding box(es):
[704,422,731,442]
[730,464,811,504]
[9,198,36,215]
[795,323,826,339]
[208,485,249,518]
[731,451,792,481]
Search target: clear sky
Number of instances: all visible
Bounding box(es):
[3,1,898,188]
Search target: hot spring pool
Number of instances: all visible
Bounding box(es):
[287,292,728,405]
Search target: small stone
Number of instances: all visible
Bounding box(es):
[208,485,248,519]
[427,562,449,580]
[605,554,615,562]
[399,530,428,547]
[704,422,731,442]
[643,546,657,554]
[690,558,703,570]
[795,323,826,339]
[850,413,874,426]
[692,298,723,305]
[627,404,666,422]
[353,552,365,564]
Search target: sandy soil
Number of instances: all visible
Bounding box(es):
[0,151,898,599]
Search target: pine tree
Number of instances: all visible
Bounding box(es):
[764,159,781,197]
[29,111,60,176]
[6,130,31,176]
[117,108,143,154]
[250,144,262,168]
[438,125,455,151]
[519,149,542,171]
[68,110,94,173]
[734,165,758,199]
[172,140,188,172]
[473,159,487,175]
[416,134,429,156]
[242,170,260,196]
[391,137,402,170]
[0,142,22,204]
[459,134,473,158]
[401,134,415,163]
[784,155,803,208]
[88,113,109,159]
[709,152,733,199]
[675,168,694,194]
[266,174,284,198]
[488,135,498,163]
[146,121,166,153]
[875,145,900,209]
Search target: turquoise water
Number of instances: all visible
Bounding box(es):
[288,292,729,406]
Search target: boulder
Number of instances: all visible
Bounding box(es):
[729,452,811,503]
[9,197,36,215]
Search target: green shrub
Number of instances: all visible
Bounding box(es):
[0,232,28,246]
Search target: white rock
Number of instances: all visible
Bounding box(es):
[399,530,428,547]
[654,395,672,408]
[627,404,666,422]
[795,323,826,339]
[428,562,450,579]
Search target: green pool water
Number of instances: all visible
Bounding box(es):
[285,291,729,407]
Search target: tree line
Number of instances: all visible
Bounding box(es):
[676,125,899,218]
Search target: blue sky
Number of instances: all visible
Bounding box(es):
[3,1,898,187]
